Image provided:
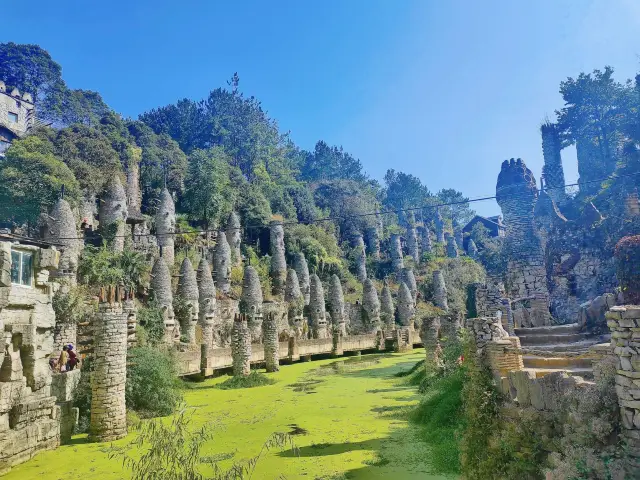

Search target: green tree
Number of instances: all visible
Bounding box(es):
[0,136,80,227]
[436,188,475,226]
[301,140,368,183]
[383,169,431,213]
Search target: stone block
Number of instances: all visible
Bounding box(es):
[37,249,59,270]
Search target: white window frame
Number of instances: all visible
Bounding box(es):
[8,112,18,123]
[11,249,33,288]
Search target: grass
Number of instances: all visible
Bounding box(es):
[5,349,454,480]
[215,370,276,390]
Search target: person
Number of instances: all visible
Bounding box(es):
[58,345,68,373]
[67,344,79,371]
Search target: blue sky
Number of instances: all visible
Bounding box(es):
[3,0,640,216]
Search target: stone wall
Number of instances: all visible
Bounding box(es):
[0,83,34,142]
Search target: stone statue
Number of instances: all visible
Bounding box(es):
[433,270,448,311]
[390,233,404,273]
[99,177,128,252]
[400,268,417,304]
[225,211,242,266]
[285,269,305,339]
[156,188,176,266]
[445,233,459,258]
[197,257,216,349]
[327,275,346,336]
[353,233,367,282]
[240,266,264,343]
[397,282,415,327]
[380,280,395,329]
[214,230,232,295]
[150,257,176,342]
[293,252,311,305]
[308,274,328,339]
[362,279,381,333]
[269,220,287,296]
[177,258,199,344]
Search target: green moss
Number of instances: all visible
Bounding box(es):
[215,371,276,390]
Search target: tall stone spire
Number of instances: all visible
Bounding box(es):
[44,198,81,274]
[308,274,328,339]
[453,221,464,253]
[214,230,232,294]
[285,269,305,338]
[397,282,415,327]
[380,281,395,329]
[362,279,381,333]
[418,226,432,255]
[327,275,346,336]
[156,188,176,266]
[196,257,216,349]
[225,211,242,266]
[353,233,367,282]
[405,222,420,264]
[434,208,445,243]
[177,258,199,344]
[99,177,128,252]
[365,226,381,260]
[432,270,448,311]
[541,123,566,205]
[151,257,175,342]
[293,252,311,305]
[269,220,287,296]
[390,233,404,273]
[401,268,417,304]
[445,233,459,258]
[240,266,264,343]
[467,239,479,259]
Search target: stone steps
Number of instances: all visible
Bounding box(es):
[521,339,603,353]
[518,332,592,345]
[515,323,581,335]
[525,367,594,380]
[523,355,594,369]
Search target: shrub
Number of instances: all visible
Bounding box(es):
[137,300,166,345]
[73,357,93,433]
[216,371,276,390]
[126,346,182,418]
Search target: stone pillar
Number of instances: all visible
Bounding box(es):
[502,298,515,335]
[467,239,479,259]
[269,221,287,296]
[365,227,381,260]
[89,286,128,442]
[309,274,328,339]
[353,233,367,282]
[225,211,242,266]
[197,258,216,350]
[496,158,550,326]
[240,266,264,343]
[434,208,445,243]
[126,158,142,218]
[263,312,279,372]
[156,188,176,267]
[418,226,433,255]
[150,257,176,343]
[80,194,97,231]
[293,252,310,305]
[327,275,346,336]
[380,281,395,329]
[285,269,305,339]
[420,317,441,365]
[540,123,566,205]
[390,234,404,273]
[231,314,251,376]
[400,268,417,304]
[406,224,420,264]
[43,198,82,277]
[433,270,448,311]
[445,233,459,258]
[362,279,381,333]
[397,282,415,327]
[214,230,232,295]
[454,221,464,253]
[98,177,128,252]
[177,258,199,344]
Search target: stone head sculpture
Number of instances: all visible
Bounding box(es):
[362,279,381,332]
[240,266,264,342]
[309,274,328,338]
[285,269,305,337]
[328,274,346,335]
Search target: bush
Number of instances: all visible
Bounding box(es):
[137,300,166,345]
[73,357,93,433]
[216,371,276,390]
[126,346,182,417]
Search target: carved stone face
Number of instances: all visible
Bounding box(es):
[162,304,176,328]
[202,297,216,325]
[165,212,176,233]
[366,304,380,321]
[188,301,199,325]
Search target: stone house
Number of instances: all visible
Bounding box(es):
[462,214,505,250]
[0,81,35,156]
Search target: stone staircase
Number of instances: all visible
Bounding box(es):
[514,323,610,380]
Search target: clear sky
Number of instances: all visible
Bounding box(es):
[3,0,640,216]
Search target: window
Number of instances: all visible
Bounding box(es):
[15,101,20,109]
[11,250,33,287]
[8,112,18,123]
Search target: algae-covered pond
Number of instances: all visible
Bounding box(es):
[7,350,453,479]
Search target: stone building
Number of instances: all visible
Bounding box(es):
[177,258,199,344]
[380,281,395,329]
[156,188,176,266]
[362,279,381,333]
[327,275,346,336]
[225,212,242,266]
[240,266,263,343]
[197,258,216,349]
[353,233,367,282]
[293,252,310,305]
[98,177,128,252]
[269,221,287,296]
[214,230,232,295]
[390,234,404,273]
[285,269,305,339]
[0,81,35,156]
[308,274,328,339]
[150,257,176,342]
[397,282,415,327]
[496,158,550,326]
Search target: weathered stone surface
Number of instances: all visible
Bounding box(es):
[417,226,433,254]
[293,253,310,305]
[433,270,448,311]
[269,221,287,296]
[156,188,176,266]
[390,234,404,273]
[365,227,381,260]
[43,198,82,274]
[214,230,232,294]
[263,312,279,372]
[308,274,328,339]
[353,233,367,282]
[197,258,216,348]
[380,281,395,329]
[445,233,459,258]
[98,177,128,252]
[400,268,417,304]
[434,208,445,243]
[177,258,199,344]
[240,266,263,343]
[225,211,242,266]
[150,257,176,342]
[467,239,479,259]
[285,269,305,339]
[405,224,420,264]
[327,275,346,336]
[362,279,381,333]
[397,282,415,327]
[231,315,251,376]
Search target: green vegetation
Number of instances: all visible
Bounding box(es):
[215,370,276,390]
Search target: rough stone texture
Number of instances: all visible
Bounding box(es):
[466,316,523,380]
[579,292,618,334]
[213,298,240,347]
[51,369,81,443]
[472,282,507,321]
[177,258,199,344]
[390,234,404,273]
[89,292,128,442]
[42,198,82,276]
[496,158,550,326]
[225,212,242,266]
[293,252,310,305]
[417,226,433,254]
[231,314,251,376]
[397,282,415,327]
[362,279,381,333]
[541,123,566,205]
[405,224,420,264]
[263,312,280,372]
[380,281,395,329]
[453,221,464,254]
[197,258,216,349]
[445,233,459,258]
[150,257,176,342]
[0,84,35,142]
[467,239,479,259]
[240,266,263,343]
[327,275,346,336]
[308,274,328,339]
[214,230,232,295]
[269,221,287,296]
[0,241,61,474]
[400,268,417,304]
[353,233,367,282]
[420,317,442,365]
[80,194,97,230]
[434,208,445,243]
[285,269,305,339]
[432,270,448,311]
[155,188,176,267]
[98,177,128,252]
[365,227,381,260]
[125,159,142,218]
[53,320,77,355]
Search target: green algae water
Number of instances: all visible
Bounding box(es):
[6,350,454,479]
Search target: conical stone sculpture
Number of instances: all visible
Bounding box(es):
[418,226,433,254]
[177,258,199,344]
[285,269,305,339]
[308,274,328,339]
[294,252,311,305]
[156,188,176,266]
[214,230,232,294]
[99,177,128,252]
[433,270,448,311]
[467,239,479,259]
[401,268,417,304]
[151,257,176,343]
[397,282,415,327]
[197,257,216,349]
[445,233,459,258]
[434,208,445,243]
[453,221,464,253]
[327,275,346,336]
[269,220,287,296]
[365,226,381,260]
[362,279,381,333]
[225,211,242,266]
[390,233,404,273]
[405,224,420,264]
[380,281,395,329]
[44,198,82,275]
[353,233,367,282]
[240,266,264,343]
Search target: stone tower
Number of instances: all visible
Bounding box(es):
[433,270,448,311]
[240,266,264,343]
[397,282,415,327]
[156,188,176,266]
[293,252,311,305]
[365,226,381,260]
[380,281,395,329]
[327,275,346,336]
[434,208,445,243]
[177,258,199,344]
[214,230,232,295]
[496,158,550,326]
[231,314,251,376]
[362,279,381,333]
[453,221,464,253]
[263,312,280,372]
[197,257,216,349]
[390,233,404,273]
[225,211,242,266]
[285,269,305,338]
[540,123,566,205]
[308,274,328,339]
[269,220,287,296]
[445,233,459,258]
[353,233,367,282]
[401,268,417,304]
[417,226,433,254]
[150,257,176,342]
[89,287,129,442]
[98,177,128,252]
